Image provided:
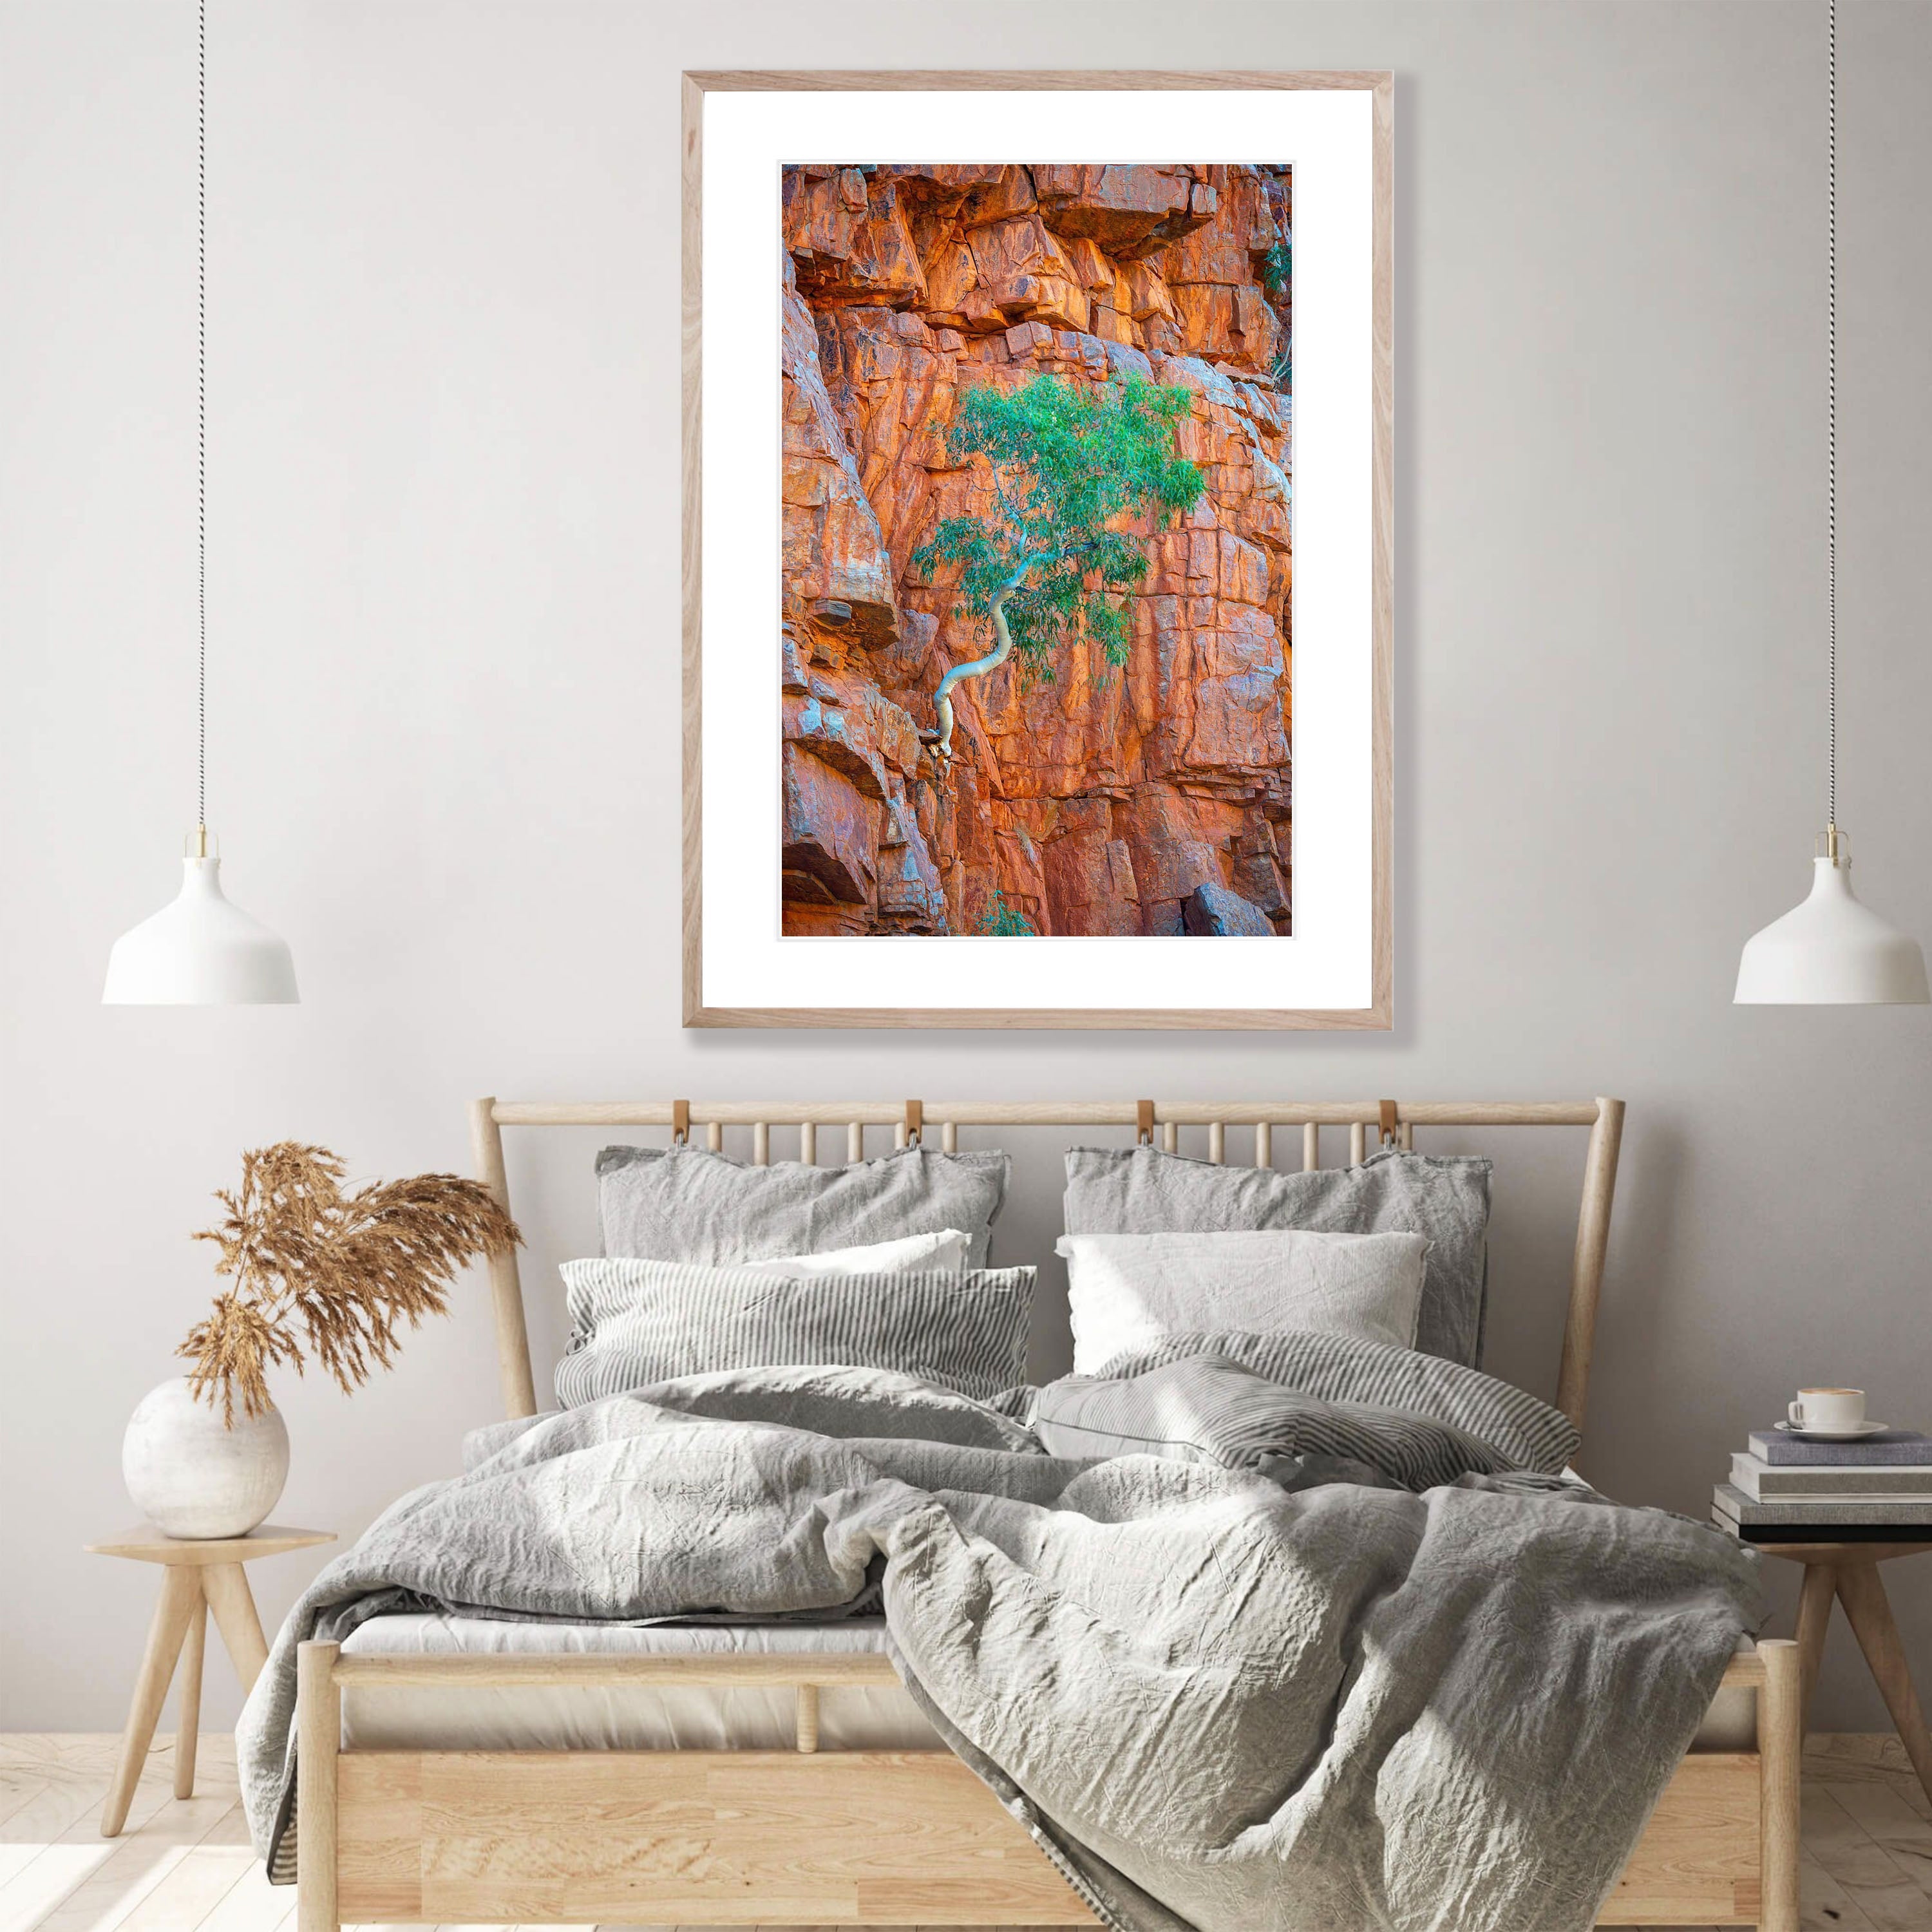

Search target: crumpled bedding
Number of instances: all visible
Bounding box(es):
[238,1349,1761,1932]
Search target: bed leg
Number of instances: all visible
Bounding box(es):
[1759,1637,1800,1932]
[298,1640,341,1932]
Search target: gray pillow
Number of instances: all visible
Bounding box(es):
[1062,1146,1492,1366]
[1061,1329,1578,1475]
[1028,1354,1550,1490]
[598,1144,1010,1269]
[555,1258,1034,1407]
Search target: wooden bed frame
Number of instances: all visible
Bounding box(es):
[294,1096,1799,1931]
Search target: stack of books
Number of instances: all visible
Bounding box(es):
[1714,1429,1932,1540]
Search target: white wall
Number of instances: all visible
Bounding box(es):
[3,0,1930,1734]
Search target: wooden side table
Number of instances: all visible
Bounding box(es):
[86,1521,334,1837]
[1752,1536,1932,1804]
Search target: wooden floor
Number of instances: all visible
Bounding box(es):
[3,1734,1929,1932]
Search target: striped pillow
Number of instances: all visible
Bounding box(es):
[1030,1356,1528,1492]
[1075,1329,1579,1475]
[556,1258,1035,1408]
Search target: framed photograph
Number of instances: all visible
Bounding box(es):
[683,70,1391,1028]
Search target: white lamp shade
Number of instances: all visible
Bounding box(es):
[102,855,299,1005]
[1735,855,1929,1005]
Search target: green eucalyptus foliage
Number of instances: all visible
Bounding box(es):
[1260,240,1292,390]
[912,375,1205,677]
[972,889,1038,937]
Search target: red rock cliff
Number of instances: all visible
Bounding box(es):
[781,162,1291,938]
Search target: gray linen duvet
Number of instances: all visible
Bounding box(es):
[237,1349,1761,1932]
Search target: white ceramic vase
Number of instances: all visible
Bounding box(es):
[122,1377,289,1539]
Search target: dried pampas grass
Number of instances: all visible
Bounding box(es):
[180,1142,522,1424]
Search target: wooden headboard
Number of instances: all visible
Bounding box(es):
[469,1097,1625,1441]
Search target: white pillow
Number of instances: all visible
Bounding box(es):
[1054,1228,1430,1373]
[732,1227,971,1278]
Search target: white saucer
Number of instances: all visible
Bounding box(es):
[1775,1419,1890,1441]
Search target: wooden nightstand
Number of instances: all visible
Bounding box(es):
[1739,1533,1932,1805]
[86,1520,334,1837]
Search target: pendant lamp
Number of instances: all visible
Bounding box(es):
[1735,0,1927,1006]
[104,0,298,1006]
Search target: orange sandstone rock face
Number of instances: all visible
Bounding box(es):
[781,162,1291,938]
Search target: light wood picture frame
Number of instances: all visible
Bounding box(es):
[682,71,1393,1028]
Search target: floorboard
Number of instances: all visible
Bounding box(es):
[1803,1786,1931,1932]
[1804,1844,1884,1929]
[1,1736,1925,1932]
[1828,1784,1932,1906]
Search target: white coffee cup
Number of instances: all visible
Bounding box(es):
[1788,1387,1866,1433]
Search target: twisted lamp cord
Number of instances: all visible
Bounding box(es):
[1828,0,1837,833]
[195,0,205,831]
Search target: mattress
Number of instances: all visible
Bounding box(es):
[338,1612,1758,1754]
[339,1614,940,1752]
